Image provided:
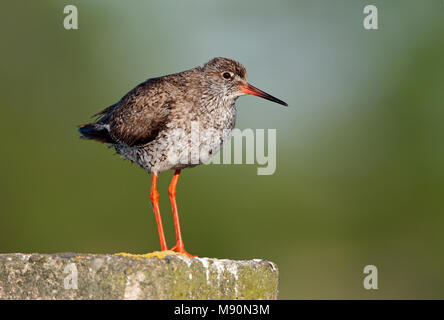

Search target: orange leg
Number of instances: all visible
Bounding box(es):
[150,173,168,251]
[168,170,195,257]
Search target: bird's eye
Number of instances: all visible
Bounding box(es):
[222,72,233,80]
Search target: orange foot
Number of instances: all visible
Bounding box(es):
[170,245,197,257]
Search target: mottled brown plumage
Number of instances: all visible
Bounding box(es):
[80,57,286,173]
[78,57,287,256]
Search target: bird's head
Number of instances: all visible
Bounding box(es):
[202,57,287,106]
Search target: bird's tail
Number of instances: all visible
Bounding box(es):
[78,123,113,143]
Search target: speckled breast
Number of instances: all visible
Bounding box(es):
[115,99,237,175]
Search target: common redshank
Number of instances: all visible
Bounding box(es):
[79,57,287,256]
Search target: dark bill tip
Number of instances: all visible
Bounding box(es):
[241,83,288,106]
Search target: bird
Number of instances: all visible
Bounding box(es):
[78,57,287,257]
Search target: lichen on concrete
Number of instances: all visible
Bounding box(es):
[0,252,278,300]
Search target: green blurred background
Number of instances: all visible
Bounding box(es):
[1,0,443,299]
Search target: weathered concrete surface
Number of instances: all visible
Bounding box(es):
[0,252,278,300]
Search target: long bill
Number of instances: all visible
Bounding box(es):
[240,83,288,106]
